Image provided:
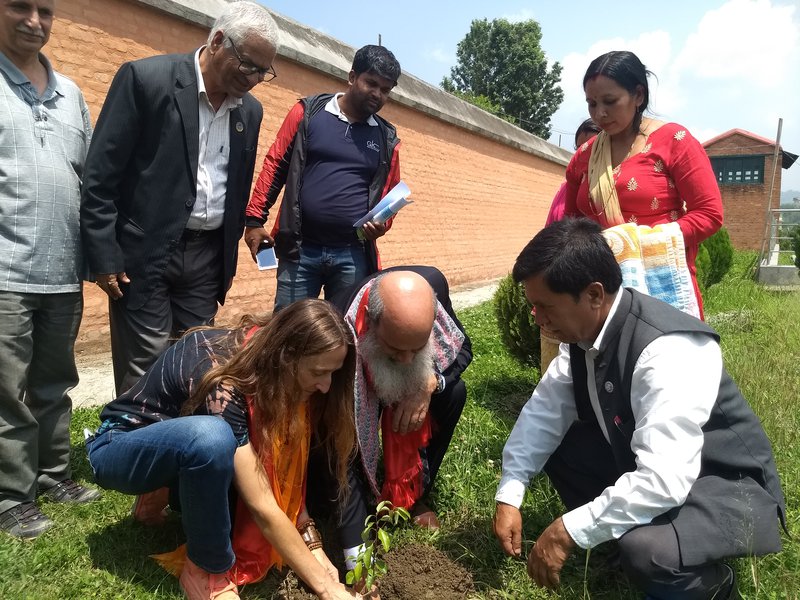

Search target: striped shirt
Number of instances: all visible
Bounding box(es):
[98,329,250,446]
[186,47,241,231]
[0,51,91,293]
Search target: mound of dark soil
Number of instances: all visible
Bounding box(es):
[270,543,473,599]
[379,543,474,599]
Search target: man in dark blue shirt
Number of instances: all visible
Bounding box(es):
[245,45,402,311]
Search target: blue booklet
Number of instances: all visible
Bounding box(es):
[353,180,413,228]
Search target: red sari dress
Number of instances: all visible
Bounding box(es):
[564,122,723,315]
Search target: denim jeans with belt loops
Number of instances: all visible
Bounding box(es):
[87,415,238,574]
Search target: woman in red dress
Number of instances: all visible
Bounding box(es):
[564,50,723,316]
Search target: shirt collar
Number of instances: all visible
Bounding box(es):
[325,92,378,126]
[0,51,60,101]
[578,289,623,356]
[194,47,242,110]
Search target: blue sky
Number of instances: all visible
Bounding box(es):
[259,0,800,193]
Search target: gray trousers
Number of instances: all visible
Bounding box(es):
[0,290,82,513]
[544,421,745,599]
[109,231,223,394]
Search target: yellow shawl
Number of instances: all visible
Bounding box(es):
[587,131,626,227]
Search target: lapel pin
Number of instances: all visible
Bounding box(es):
[235,121,244,133]
[604,381,614,393]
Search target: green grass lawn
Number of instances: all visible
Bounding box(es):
[1,250,798,599]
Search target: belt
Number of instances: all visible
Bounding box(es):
[181,228,221,241]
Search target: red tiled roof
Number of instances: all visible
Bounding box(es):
[703,128,798,169]
[702,128,777,149]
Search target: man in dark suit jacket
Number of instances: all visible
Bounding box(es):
[81,3,279,394]
[314,266,472,569]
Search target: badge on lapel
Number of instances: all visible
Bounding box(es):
[235,121,244,133]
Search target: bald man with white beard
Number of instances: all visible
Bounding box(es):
[308,266,472,568]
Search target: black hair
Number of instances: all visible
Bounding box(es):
[352,45,401,86]
[512,218,622,300]
[583,51,653,130]
[574,118,601,149]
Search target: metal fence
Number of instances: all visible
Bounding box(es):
[759,207,800,267]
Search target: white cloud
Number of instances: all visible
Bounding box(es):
[669,0,800,187]
[692,127,723,145]
[502,8,537,23]
[674,0,798,88]
[549,32,672,145]
[426,47,454,64]
[548,0,800,189]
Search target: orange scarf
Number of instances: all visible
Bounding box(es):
[153,326,311,585]
[229,399,310,584]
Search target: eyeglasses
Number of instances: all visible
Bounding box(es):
[226,37,277,82]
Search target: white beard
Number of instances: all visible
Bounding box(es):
[358,328,435,407]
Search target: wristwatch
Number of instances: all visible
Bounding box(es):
[434,372,446,394]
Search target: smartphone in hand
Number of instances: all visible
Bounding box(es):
[256,245,278,271]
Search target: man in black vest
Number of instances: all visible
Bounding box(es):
[243,45,401,312]
[493,218,785,599]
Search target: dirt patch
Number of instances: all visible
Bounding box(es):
[73,349,115,409]
[269,544,474,599]
[270,571,317,599]
[379,544,474,599]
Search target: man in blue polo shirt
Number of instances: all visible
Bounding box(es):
[244,45,402,311]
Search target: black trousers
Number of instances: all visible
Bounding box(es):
[307,379,468,549]
[544,421,742,599]
[109,230,223,394]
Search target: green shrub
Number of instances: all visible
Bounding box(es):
[700,227,734,287]
[493,274,540,366]
[695,243,712,291]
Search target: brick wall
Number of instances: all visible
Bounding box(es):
[704,132,781,250]
[49,0,564,353]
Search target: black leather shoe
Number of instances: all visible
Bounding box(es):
[0,502,54,539]
[40,479,101,504]
[720,563,741,600]
[643,564,739,600]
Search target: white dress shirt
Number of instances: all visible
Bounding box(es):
[186,48,241,231]
[495,291,723,549]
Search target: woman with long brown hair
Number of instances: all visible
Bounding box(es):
[86,299,360,600]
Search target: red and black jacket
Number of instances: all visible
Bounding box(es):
[245,93,401,274]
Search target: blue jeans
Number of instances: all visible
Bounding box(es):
[87,416,237,573]
[274,242,369,312]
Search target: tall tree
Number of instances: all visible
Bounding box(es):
[442,18,563,139]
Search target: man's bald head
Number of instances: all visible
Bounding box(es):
[366,271,436,364]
